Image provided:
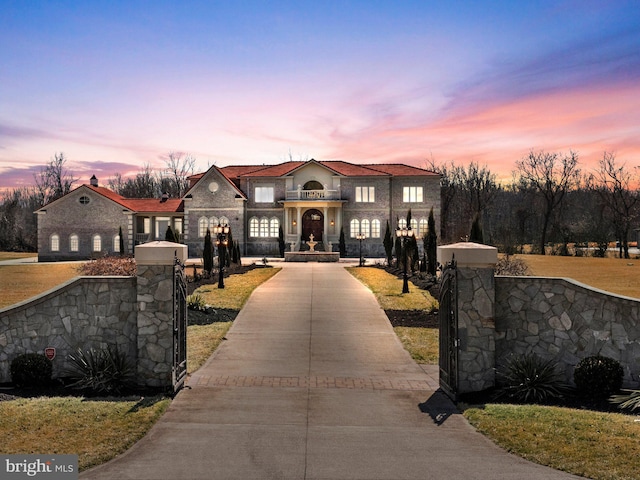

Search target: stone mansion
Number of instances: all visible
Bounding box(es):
[36,159,441,261]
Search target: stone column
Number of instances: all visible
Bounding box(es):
[135,241,188,389]
[438,242,498,394]
[296,207,302,239]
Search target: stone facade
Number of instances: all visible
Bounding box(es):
[0,242,187,389]
[37,160,441,261]
[0,276,137,383]
[495,276,640,386]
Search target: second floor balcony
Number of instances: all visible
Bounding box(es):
[285,189,340,200]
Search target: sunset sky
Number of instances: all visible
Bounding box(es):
[1,1,639,189]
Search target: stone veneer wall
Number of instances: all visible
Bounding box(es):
[135,264,175,388]
[456,267,496,393]
[495,276,640,386]
[0,277,137,383]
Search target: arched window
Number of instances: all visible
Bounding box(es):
[249,217,259,237]
[92,235,102,252]
[361,219,370,238]
[50,234,60,252]
[410,218,418,233]
[350,219,360,238]
[419,218,428,237]
[113,234,121,253]
[209,216,219,230]
[371,219,381,238]
[219,216,229,226]
[270,218,279,237]
[259,218,269,237]
[69,234,79,252]
[198,217,208,238]
[397,218,407,229]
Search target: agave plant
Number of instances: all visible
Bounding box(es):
[610,390,640,411]
[65,346,135,395]
[495,353,568,404]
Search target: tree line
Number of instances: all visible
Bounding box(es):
[1,149,638,258]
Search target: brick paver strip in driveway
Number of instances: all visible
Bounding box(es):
[82,262,582,480]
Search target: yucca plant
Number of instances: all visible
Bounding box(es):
[187,293,207,311]
[610,390,640,411]
[495,353,567,404]
[65,346,135,395]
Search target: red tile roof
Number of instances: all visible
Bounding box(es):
[360,164,439,176]
[86,185,183,213]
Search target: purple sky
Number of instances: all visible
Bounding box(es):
[1,1,639,189]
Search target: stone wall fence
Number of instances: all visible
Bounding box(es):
[0,241,187,390]
[438,242,640,397]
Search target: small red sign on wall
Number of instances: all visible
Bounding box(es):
[44,347,56,360]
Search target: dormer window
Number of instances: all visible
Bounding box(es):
[79,196,90,205]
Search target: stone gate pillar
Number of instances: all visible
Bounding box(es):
[135,241,188,388]
[438,242,498,394]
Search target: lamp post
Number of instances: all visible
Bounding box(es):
[396,225,414,294]
[213,223,230,289]
[356,233,365,266]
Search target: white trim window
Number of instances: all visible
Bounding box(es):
[403,186,423,203]
[350,219,360,238]
[410,218,418,232]
[259,218,269,237]
[419,218,428,237]
[249,217,259,237]
[255,186,274,203]
[92,235,102,252]
[70,234,79,252]
[371,219,381,238]
[209,216,219,229]
[355,186,375,203]
[50,234,60,252]
[397,218,407,229]
[113,234,121,253]
[219,216,229,226]
[270,218,279,237]
[361,219,370,238]
[199,217,208,238]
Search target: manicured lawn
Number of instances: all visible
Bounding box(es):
[0,396,170,471]
[463,404,640,480]
[0,263,82,308]
[0,264,280,471]
[0,252,36,261]
[515,254,640,299]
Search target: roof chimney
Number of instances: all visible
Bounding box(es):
[161,192,169,203]
[90,175,98,187]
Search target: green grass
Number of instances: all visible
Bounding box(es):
[346,267,439,364]
[463,404,640,480]
[0,265,280,472]
[0,396,170,471]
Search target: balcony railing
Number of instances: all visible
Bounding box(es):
[285,189,340,200]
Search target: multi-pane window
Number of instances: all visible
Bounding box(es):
[403,186,423,203]
[371,219,381,238]
[93,235,102,252]
[410,218,418,232]
[249,218,259,237]
[270,218,279,237]
[397,218,407,229]
[50,234,60,252]
[355,186,375,203]
[70,234,79,252]
[249,217,279,238]
[419,218,428,237]
[361,219,370,238]
[350,219,360,238]
[113,235,121,253]
[219,216,229,226]
[259,218,269,237]
[255,186,274,203]
[198,218,208,238]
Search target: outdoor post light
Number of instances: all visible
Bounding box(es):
[396,225,414,294]
[213,223,230,289]
[356,232,366,266]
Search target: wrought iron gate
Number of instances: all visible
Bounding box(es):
[439,258,458,400]
[173,258,187,392]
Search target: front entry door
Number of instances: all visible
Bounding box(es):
[302,209,323,242]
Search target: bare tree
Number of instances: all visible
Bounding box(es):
[589,152,639,259]
[515,150,581,255]
[162,152,196,198]
[34,152,78,204]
